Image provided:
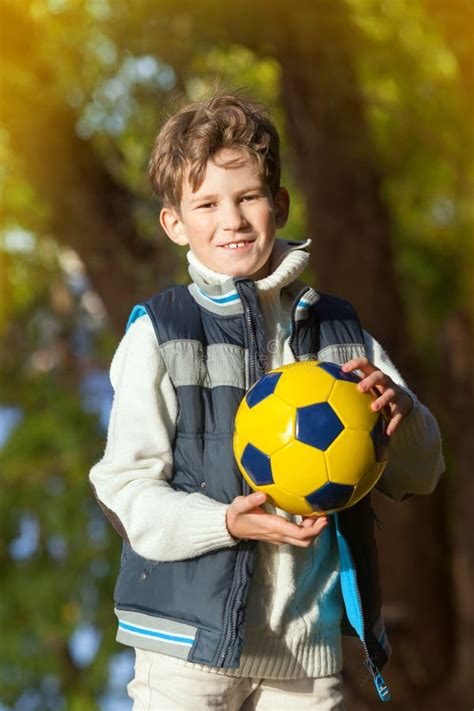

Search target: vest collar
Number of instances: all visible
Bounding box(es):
[187,238,312,316]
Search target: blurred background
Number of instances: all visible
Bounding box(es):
[0,0,472,709]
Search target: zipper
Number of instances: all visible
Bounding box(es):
[359,598,391,701]
[364,655,391,702]
[349,555,391,702]
[335,515,391,702]
[218,546,247,667]
[236,282,258,497]
[236,282,258,384]
[219,282,259,667]
[288,286,312,357]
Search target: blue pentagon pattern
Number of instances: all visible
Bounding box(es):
[305,481,354,512]
[296,402,344,451]
[241,443,274,486]
[317,361,361,384]
[246,372,282,409]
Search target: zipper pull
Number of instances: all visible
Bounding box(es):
[364,658,391,702]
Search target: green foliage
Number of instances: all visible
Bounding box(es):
[348,0,473,357]
[0,219,122,706]
[0,368,121,707]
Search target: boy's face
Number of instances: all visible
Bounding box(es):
[160,149,289,280]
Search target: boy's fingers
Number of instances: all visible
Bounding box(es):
[358,370,387,393]
[282,520,328,547]
[282,537,314,548]
[300,517,316,528]
[267,515,327,540]
[265,517,300,538]
[370,388,396,411]
[341,357,374,375]
[231,497,329,545]
[386,412,403,436]
[311,517,328,534]
[300,515,328,530]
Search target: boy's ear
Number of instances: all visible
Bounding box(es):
[160,206,189,246]
[274,187,290,229]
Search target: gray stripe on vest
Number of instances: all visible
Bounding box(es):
[115,608,196,658]
[297,345,366,365]
[160,340,248,389]
[317,344,367,365]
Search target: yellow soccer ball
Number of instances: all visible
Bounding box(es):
[233,361,389,516]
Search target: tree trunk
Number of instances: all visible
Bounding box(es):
[438,313,474,699]
[272,4,453,704]
[3,102,175,333]
[416,3,474,700]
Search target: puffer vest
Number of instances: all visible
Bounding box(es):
[113,276,392,702]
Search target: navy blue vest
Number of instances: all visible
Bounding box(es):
[113,278,391,701]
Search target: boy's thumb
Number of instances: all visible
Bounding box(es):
[246,492,266,508]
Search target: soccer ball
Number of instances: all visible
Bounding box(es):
[233,361,389,516]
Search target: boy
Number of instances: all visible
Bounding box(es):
[89,93,444,710]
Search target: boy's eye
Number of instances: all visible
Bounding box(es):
[197,202,215,209]
[241,194,259,202]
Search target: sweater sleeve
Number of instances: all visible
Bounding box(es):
[88,314,238,561]
[363,331,445,502]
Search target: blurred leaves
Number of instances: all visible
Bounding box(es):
[1,0,472,340]
[0,370,119,707]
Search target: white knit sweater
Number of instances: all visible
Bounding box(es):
[89,239,444,679]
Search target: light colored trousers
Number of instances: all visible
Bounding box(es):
[128,649,346,711]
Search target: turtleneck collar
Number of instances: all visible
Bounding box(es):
[186,238,311,315]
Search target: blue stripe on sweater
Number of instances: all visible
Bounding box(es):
[196,286,240,304]
[118,620,194,646]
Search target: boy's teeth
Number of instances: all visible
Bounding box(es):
[225,242,246,249]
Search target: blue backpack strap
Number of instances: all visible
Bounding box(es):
[334,514,364,639]
[334,514,391,702]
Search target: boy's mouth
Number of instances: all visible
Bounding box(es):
[219,239,256,250]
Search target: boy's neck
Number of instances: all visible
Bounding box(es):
[187,238,311,292]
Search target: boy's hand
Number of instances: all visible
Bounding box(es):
[226,493,327,547]
[341,356,413,436]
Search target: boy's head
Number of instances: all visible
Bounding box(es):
[148,93,289,280]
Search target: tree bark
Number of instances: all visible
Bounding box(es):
[437,313,474,699]
[419,2,474,697]
[271,3,453,704]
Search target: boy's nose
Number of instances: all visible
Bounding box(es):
[221,203,248,232]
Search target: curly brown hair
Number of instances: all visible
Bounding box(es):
[148,92,281,210]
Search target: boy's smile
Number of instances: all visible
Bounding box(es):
[160,149,289,280]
